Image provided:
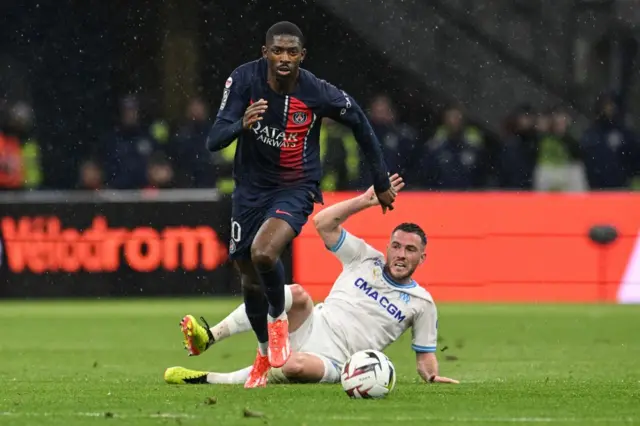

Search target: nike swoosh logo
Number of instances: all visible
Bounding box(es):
[275,209,293,217]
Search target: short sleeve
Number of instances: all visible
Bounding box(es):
[326,228,382,267]
[411,301,438,353]
[216,68,249,122]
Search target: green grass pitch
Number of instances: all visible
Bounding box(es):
[0,298,638,426]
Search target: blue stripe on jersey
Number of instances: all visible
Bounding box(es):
[412,344,437,353]
[383,269,417,289]
[327,228,347,252]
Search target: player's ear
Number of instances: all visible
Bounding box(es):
[419,251,426,265]
[301,48,307,62]
[261,45,268,58]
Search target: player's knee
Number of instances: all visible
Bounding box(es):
[289,284,311,309]
[251,245,278,270]
[282,353,307,378]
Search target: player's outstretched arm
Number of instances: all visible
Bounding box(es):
[337,101,390,194]
[313,174,404,248]
[412,299,459,384]
[416,352,459,384]
[346,107,397,213]
[319,84,395,212]
[312,192,371,249]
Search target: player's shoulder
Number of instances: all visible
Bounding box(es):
[227,58,266,87]
[348,251,385,278]
[405,284,436,306]
[298,68,338,95]
[360,244,385,265]
[299,67,322,85]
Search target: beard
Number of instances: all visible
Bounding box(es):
[385,263,416,282]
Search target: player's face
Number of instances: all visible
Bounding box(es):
[262,35,306,80]
[385,231,426,282]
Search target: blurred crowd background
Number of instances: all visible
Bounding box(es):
[2,0,640,194]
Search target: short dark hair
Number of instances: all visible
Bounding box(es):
[392,222,427,247]
[266,21,304,46]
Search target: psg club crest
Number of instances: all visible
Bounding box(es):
[292,111,308,125]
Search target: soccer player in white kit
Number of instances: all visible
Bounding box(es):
[165,174,458,386]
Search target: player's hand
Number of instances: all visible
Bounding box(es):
[376,188,396,214]
[243,99,268,129]
[375,173,403,213]
[364,173,404,211]
[429,375,460,384]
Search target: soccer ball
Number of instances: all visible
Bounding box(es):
[340,350,396,399]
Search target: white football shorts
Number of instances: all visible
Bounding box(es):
[289,303,344,383]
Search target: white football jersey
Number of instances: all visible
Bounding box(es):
[317,229,438,361]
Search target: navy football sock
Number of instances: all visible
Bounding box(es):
[243,286,269,346]
[257,259,287,319]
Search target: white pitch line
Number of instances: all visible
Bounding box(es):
[0,412,196,419]
[1,412,636,423]
[329,415,637,423]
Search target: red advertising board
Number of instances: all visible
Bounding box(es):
[293,192,640,303]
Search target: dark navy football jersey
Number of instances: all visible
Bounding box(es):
[211,58,390,198]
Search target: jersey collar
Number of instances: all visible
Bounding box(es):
[382,268,417,289]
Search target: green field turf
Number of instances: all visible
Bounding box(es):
[0,299,638,426]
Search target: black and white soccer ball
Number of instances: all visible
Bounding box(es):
[340,350,396,399]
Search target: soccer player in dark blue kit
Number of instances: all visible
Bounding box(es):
[179,21,396,388]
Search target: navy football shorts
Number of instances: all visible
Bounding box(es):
[228,186,316,261]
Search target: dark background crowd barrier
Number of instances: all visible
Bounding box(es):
[0,190,293,299]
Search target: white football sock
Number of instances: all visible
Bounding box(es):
[209,304,251,341]
[320,360,341,383]
[258,342,269,356]
[206,366,253,384]
[268,285,293,322]
[209,286,294,341]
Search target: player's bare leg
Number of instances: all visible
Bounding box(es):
[251,217,296,368]
[286,284,314,332]
[203,285,322,386]
[267,353,334,384]
[266,286,337,384]
[236,259,271,388]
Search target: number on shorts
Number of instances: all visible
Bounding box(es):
[231,220,242,242]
